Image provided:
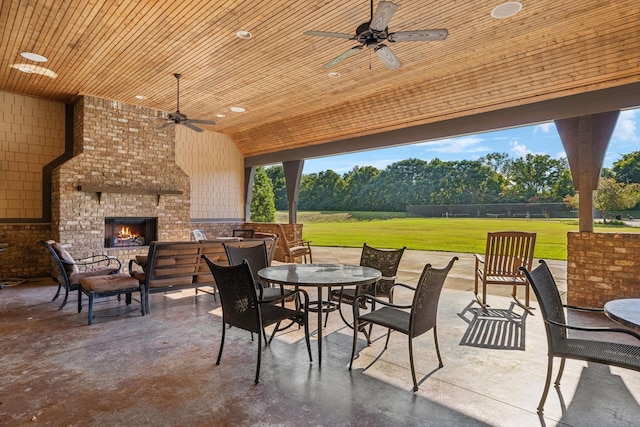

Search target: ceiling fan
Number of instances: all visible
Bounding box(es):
[303,0,448,70]
[156,73,215,133]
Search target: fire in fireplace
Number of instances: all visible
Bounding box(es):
[104,217,157,248]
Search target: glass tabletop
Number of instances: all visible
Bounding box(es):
[257,263,381,287]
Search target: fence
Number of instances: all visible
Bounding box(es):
[407,203,575,218]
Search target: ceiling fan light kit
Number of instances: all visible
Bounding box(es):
[303,0,448,70]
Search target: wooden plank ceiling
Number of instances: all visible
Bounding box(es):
[1,0,639,158]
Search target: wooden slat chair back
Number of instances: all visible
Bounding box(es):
[474,231,536,312]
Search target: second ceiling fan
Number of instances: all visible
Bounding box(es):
[304,0,448,70]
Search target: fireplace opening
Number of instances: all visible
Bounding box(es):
[105,217,157,248]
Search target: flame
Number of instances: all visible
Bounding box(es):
[116,226,139,240]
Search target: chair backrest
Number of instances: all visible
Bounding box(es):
[202,257,261,333]
[410,257,458,337]
[232,228,255,238]
[483,231,536,279]
[192,229,207,241]
[223,241,269,282]
[521,260,568,342]
[359,243,406,298]
[41,240,70,285]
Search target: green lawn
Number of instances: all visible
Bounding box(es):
[287,213,640,260]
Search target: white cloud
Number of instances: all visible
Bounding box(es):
[416,136,490,153]
[509,140,533,157]
[612,109,639,143]
[535,122,555,133]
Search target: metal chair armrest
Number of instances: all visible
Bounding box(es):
[563,304,605,313]
[352,293,412,310]
[388,282,416,292]
[545,318,640,340]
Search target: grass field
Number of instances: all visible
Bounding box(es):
[279,212,640,260]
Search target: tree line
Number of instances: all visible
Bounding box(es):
[249,150,640,221]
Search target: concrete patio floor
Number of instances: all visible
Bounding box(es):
[1,247,639,426]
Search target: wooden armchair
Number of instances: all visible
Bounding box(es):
[275,224,312,264]
[474,231,536,312]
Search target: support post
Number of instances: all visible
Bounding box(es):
[555,111,620,232]
[283,160,304,224]
[244,166,256,222]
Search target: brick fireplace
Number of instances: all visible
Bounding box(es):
[51,96,191,263]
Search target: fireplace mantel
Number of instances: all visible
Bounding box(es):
[77,184,183,204]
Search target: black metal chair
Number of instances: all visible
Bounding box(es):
[223,240,293,302]
[202,257,312,384]
[329,243,405,330]
[41,240,121,310]
[350,257,458,392]
[521,260,640,414]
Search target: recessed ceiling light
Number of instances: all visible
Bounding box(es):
[328,71,341,78]
[10,63,57,78]
[216,113,226,118]
[135,95,147,100]
[230,106,246,113]
[236,30,252,40]
[491,2,522,19]
[20,52,48,62]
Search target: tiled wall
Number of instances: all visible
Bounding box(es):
[175,125,244,219]
[0,92,65,218]
[567,232,640,307]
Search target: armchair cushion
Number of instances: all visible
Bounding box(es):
[52,242,79,275]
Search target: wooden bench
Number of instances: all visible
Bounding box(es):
[129,238,276,313]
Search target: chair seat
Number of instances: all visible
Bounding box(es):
[80,273,140,293]
[359,306,410,335]
[478,271,527,285]
[69,267,120,286]
[260,286,295,302]
[260,303,304,328]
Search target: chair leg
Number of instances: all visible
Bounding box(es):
[384,328,392,349]
[51,284,62,301]
[304,315,312,363]
[58,286,70,310]
[139,286,146,317]
[554,357,566,386]
[433,326,443,368]
[216,322,226,365]
[77,288,83,313]
[87,292,95,325]
[538,356,555,414]
[349,309,360,370]
[409,336,418,392]
[255,328,262,384]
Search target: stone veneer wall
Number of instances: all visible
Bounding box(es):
[567,231,640,307]
[51,96,191,263]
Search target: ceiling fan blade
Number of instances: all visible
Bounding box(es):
[155,122,174,131]
[184,122,204,132]
[387,29,449,43]
[369,1,398,32]
[303,31,354,39]
[374,44,402,70]
[188,119,216,125]
[323,45,363,69]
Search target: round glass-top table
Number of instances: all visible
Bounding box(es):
[258,263,381,365]
[604,298,640,331]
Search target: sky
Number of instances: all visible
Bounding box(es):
[301,108,640,175]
